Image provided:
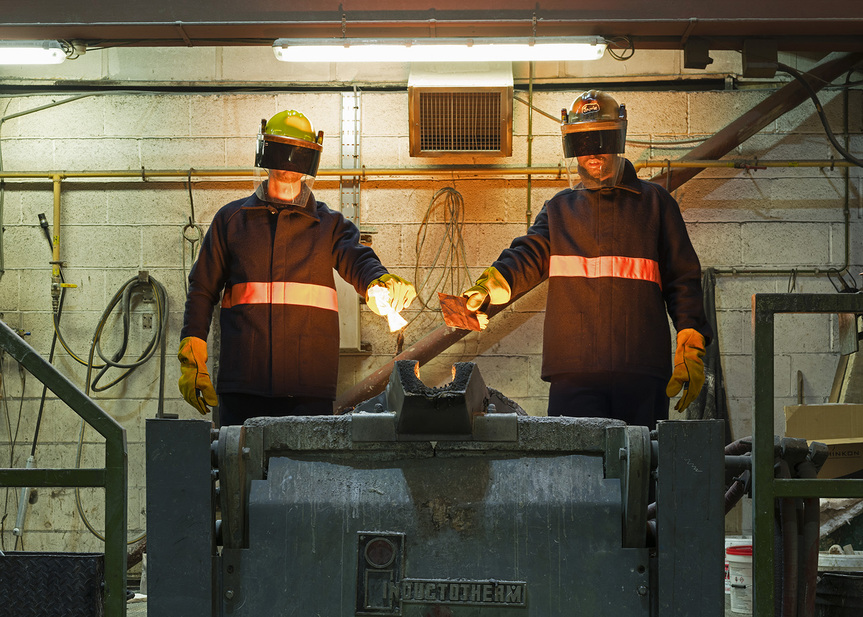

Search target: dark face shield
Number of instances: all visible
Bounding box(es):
[255,134,322,176]
[561,120,627,189]
[561,123,627,158]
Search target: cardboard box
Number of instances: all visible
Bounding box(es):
[784,404,863,479]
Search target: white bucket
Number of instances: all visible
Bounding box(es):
[727,545,753,614]
[725,536,751,596]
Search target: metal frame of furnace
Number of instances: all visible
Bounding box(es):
[751,293,863,616]
[147,362,725,617]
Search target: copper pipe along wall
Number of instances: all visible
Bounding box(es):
[50,174,64,311]
[0,159,857,183]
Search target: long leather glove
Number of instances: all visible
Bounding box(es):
[463,266,512,312]
[665,328,707,411]
[178,336,218,415]
[366,274,417,315]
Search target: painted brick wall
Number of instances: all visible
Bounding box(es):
[0,47,860,552]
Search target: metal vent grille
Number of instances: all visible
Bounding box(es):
[408,62,513,158]
[418,91,502,152]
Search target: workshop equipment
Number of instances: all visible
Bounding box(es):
[146,361,726,617]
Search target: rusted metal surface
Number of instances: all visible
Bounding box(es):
[650,52,863,191]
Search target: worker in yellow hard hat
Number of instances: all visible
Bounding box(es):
[462,91,712,428]
[178,110,415,425]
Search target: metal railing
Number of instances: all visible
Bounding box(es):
[0,318,127,617]
[752,293,863,616]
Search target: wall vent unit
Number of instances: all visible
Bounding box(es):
[408,62,513,158]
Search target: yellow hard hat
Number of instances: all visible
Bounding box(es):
[255,110,323,175]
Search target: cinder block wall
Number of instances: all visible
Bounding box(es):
[0,48,860,553]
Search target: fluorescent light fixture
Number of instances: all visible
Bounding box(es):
[273,37,606,63]
[0,40,66,65]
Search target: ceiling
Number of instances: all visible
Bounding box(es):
[2,1,863,53]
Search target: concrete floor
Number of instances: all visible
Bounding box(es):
[127,600,147,616]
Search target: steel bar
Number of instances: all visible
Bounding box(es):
[146,419,215,617]
[0,468,106,487]
[774,478,863,499]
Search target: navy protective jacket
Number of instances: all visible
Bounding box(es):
[492,159,712,383]
[181,191,388,399]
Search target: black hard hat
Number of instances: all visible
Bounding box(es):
[560,90,627,158]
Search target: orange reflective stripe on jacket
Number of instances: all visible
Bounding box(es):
[549,255,662,288]
[221,281,339,311]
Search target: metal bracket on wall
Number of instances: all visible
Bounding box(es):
[340,89,361,227]
[336,89,364,351]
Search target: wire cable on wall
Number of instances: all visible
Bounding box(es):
[777,63,863,169]
[50,275,168,393]
[412,186,475,321]
[0,90,214,548]
[0,358,25,552]
[606,36,635,62]
[73,274,168,544]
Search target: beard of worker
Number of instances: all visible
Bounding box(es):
[570,152,625,190]
[577,153,617,182]
[267,169,308,204]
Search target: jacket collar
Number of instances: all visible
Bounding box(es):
[243,190,320,221]
[614,159,643,195]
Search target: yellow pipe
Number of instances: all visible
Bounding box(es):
[526,60,535,233]
[52,174,62,274]
[51,174,63,311]
[0,159,854,182]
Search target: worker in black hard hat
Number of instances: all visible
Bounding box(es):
[461,90,712,429]
[179,110,416,425]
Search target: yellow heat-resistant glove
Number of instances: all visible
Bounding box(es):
[462,266,512,312]
[178,336,218,415]
[366,274,417,315]
[665,328,707,411]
